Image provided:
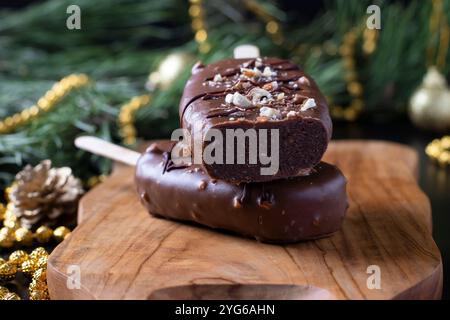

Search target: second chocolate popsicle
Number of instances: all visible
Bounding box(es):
[136,141,347,243]
[180,57,332,183]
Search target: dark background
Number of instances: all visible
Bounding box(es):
[1,0,449,299]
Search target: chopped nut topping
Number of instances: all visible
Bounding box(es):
[262,66,276,77]
[213,74,223,82]
[240,67,261,78]
[232,92,252,107]
[259,106,281,120]
[277,92,285,100]
[271,81,279,89]
[248,87,272,105]
[262,81,278,91]
[298,76,310,86]
[262,83,272,91]
[300,98,317,111]
[255,58,263,67]
[287,110,298,118]
[225,93,233,104]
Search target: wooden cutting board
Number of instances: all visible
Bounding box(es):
[47,140,442,300]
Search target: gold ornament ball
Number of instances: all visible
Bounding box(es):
[14,227,33,246]
[21,259,38,278]
[30,247,48,261]
[35,226,53,243]
[53,226,71,242]
[8,250,29,267]
[0,262,17,282]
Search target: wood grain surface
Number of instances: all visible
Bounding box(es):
[47,140,442,300]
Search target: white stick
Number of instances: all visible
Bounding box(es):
[233,44,260,59]
[74,136,140,166]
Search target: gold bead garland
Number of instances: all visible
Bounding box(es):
[0,225,71,248]
[244,0,284,45]
[0,74,89,134]
[426,136,450,166]
[8,250,28,267]
[331,26,371,121]
[189,0,211,53]
[14,228,33,246]
[35,226,54,243]
[0,247,50,300]
[53,226,71,242]
[0,262,17,282]
[118,95,151,146]
[1,198,71,300]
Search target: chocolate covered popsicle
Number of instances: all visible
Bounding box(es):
[135,141,347,243]
[180,57,332,183]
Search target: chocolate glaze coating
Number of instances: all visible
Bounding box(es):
[180,57,332,183]
[135,141,347,243]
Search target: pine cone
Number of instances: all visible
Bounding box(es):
[9,160,84,229]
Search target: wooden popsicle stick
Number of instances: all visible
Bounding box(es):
[74,136,140,166]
